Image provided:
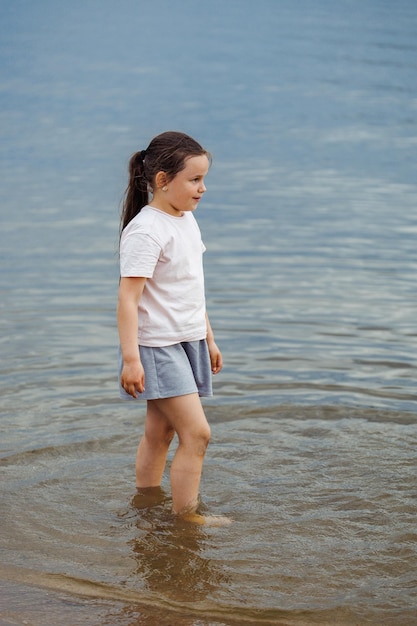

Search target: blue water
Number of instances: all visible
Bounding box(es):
[1,1,417,625]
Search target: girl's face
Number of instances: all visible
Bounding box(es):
[153,154,209,216]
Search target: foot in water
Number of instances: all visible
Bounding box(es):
[131,486,166,510]
[180,512,233,526]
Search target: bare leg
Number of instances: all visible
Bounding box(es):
[150,393,211,515]
[136,400,175,488]
[137,394,232,526]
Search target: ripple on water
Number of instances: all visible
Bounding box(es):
[1,405,416,625]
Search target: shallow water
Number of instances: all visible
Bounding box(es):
[1,1,417,625]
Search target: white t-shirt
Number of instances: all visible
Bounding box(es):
[120,205,207,347]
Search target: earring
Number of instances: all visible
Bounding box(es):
[162,186,168,192]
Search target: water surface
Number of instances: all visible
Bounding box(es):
[1,1,417,624]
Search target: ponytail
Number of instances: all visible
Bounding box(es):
[120,151,148,233]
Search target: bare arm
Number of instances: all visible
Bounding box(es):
[117,276,147,397]
[206,312,223,374]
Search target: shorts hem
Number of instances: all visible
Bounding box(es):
[119,389,213,402]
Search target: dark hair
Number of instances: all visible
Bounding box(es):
[120,131,211,232]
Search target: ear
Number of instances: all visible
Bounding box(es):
[154,171,168,190]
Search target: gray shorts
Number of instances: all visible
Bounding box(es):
[118,339,213,401]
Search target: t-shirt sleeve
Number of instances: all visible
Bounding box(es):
[120,230,161,277]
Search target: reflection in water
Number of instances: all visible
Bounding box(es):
[128,489,230,604]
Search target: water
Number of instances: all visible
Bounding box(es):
[1,1,417,624]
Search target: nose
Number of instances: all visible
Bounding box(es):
[199,181,206,193]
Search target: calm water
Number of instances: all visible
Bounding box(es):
[1,1,417,625]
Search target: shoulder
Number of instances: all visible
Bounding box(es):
[123,206,158,233]
[121,206,164,245]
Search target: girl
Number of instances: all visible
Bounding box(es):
[117,131,228,525]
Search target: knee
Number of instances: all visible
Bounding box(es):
[164,426,176,445]
[145,425,175,448]
[200,424,211,448]
[187,424,211,455]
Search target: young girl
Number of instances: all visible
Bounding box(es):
[117,131,228,525]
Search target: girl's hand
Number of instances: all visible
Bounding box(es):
[207,340,223,375]
[121,360,145,398]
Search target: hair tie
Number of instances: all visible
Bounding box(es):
[140,149,147,161]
